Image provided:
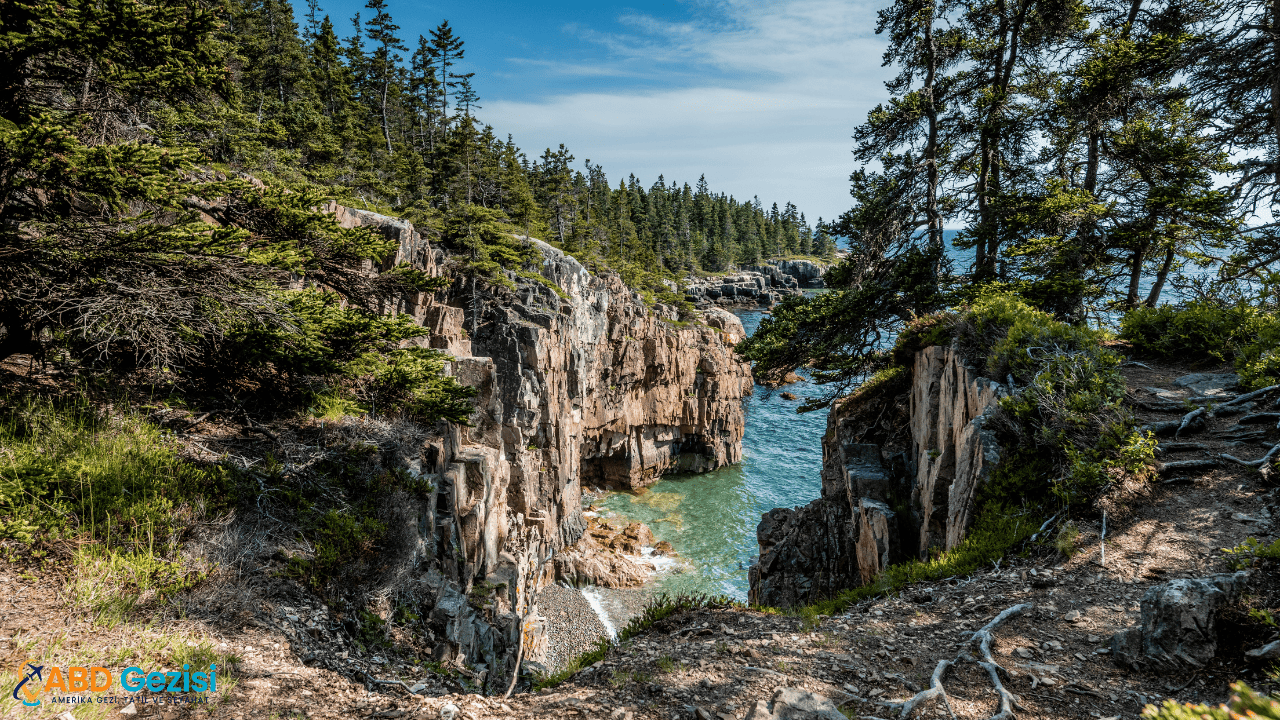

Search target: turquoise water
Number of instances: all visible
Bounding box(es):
[598,310,830,601]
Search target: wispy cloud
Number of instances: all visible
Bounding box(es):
[477,0,893,222]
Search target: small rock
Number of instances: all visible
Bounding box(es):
[1015,647,1034,658]
[1041,677,1058,686]
[440,703,460,720]
[120,703,138,716]
[1063,610,1082,622]
[1246,640,1280,660]
[1087,635,1101,643]
[408,682,427,694]
[1045,640,1064,651]
[696,707,715,720]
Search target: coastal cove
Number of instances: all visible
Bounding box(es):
[597,310,830,601]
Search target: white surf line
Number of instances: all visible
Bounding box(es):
[579,586,618,640]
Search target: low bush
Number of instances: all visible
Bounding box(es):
[1120,300,1280,389]
[207,289,476,423]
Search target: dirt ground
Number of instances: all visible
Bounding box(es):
[3,358,1278,719]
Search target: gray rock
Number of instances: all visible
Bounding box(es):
[1173,373,1239,396]
[1246,640,1280,660]
[743,689,846,720]
[1111,572,1248,669]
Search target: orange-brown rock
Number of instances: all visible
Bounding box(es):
[325,208,750,685]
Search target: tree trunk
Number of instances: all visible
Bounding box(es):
[924,4,943,257]
[381,77,393,155]
[1273,0,1280,186]
[1125,245,1145,308]
[1145,244,1176,306]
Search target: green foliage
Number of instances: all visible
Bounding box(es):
[0,396,230,547]
[1141,683,1280,720]
[0,397,230,619]
[1121,301,1280,388]
[952,295,1152,504]
[280,463,434,593]
[1221,537,1280,571]
[739,242,946,410]
[213,289,475,423]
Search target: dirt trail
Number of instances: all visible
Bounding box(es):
[3,359,1278,720]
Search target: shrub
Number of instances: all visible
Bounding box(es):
[1120,301,1280,389]
[210,289,476,423]
[1222,537,1280,571]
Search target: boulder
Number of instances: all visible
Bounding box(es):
[1112,572,1248,669]
[1173,373,1239,396]
[743,689,846,720]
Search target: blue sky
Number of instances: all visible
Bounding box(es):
[292,0,895,224]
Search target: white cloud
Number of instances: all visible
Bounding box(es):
[475,0,893,222]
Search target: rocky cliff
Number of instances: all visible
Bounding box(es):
[331,206,753,685]
[749,343,1005,607]
[684,259,829,309]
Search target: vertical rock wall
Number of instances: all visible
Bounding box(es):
[749,344,1005,608]
[332,208,752,685]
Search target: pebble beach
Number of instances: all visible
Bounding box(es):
[535,583,655,672]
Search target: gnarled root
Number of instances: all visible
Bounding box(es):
[882,603,1032,720]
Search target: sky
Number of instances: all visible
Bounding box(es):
[291,0,896,225]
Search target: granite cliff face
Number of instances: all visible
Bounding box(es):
[684,259,829,309]
[749,344,1005,607]
[330,206,752,685]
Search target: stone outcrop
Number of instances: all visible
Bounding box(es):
[749,343,1006,607]
[684,259,829,309]
[553,519,658,588]
[908,345,1005,554]
[327,207,752,688]
[1112,572,1248,669]
[745,259,827,289]
[747,442,904,607]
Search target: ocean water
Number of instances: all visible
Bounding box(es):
[596,236,1198,601]
[598,310,830,601]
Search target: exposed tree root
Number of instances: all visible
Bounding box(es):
[1218,384,1280,408]
[881,604,1032,719]
[1221,442,1280,468]
[1175,408,1206,439]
